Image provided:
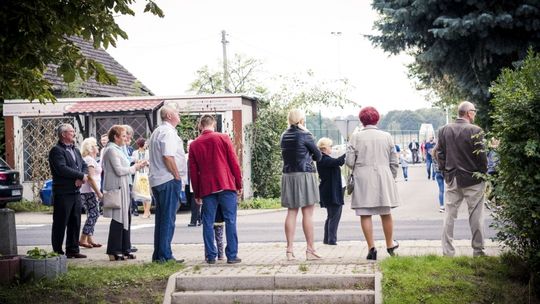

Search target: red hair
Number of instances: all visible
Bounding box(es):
[359,106,380,126]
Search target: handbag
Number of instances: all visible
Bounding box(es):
[102,188,121,209]
[346,153,357,195]
[346,174,354,195]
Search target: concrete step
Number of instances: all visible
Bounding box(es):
[171,289,375,304]
[175,273,375,291]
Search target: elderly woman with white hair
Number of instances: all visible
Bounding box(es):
[316,137,346,246]
[280,109,322,261]
[79,137,103,249]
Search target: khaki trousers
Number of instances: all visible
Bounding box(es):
[442,178,486,256]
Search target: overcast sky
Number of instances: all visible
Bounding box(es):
[107,0,433,115]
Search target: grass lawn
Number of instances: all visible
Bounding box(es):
[0,261,185,304]
[380,254,536,304]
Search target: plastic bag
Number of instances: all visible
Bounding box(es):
[132,171,152,201]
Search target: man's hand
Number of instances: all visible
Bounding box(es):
[237,189,243,204]
[195,198,203,205]
[75,179,83,187]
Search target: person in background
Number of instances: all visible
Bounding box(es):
[48,123,88,258]
[346,106,400,261]
[420,140,426,163]
[425,137,436,180]
[189,114,243,264]
[432,145,445,213]
[148,105,186,263]
[79,137,103,249]
[100,134,109,150]
[101,125,146,261]
[409,139,420,164]
[280,109,322,261]
[122,125,138,217]
[186,139,201,227]
[435,101,487,257]
[316,137,345,246]
[132,137,151,219]
[400,149,409,181]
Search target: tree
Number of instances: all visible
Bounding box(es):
[370,0,540,127]
[0,0,163,103]
[490,50,540,294]
[188,54,267,98]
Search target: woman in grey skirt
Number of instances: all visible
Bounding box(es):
[346,106,400,261]
[280,109,322,261]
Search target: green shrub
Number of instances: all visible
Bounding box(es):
[489,49,540,293]
[239,197,281,210]
[6,200,52,213]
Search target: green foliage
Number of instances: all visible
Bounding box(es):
[6,200,52,213]
[0,262,184,303]
[381,255,536,303]
[177,114,199,143]
[26,247,58,259]
[489,50,540,293]
[239,197,281,210]
[0,0,163,103]
[370,0,540,127]
[379,108,446,131]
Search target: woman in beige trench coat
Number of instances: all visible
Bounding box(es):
[346,106,400,261]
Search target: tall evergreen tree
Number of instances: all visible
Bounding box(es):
[370,0,540,127]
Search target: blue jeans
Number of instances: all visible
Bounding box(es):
[426,156,434,179]
[402,166,408,180]
[435,172,445,207]
[151,179,182,262]
[201,191,238,261]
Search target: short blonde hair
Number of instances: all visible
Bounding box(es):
[317,137,333,149]
[288,109,305,126]
[81,137,97,157]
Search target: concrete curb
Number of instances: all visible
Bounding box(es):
[375,272,383,304]
[163,270,181,304]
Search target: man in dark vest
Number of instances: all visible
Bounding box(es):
[435,101,487,257]
[48,123,88,258]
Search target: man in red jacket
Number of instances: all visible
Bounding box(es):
[189,114,243,264]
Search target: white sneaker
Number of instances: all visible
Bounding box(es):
[439,207,445,213]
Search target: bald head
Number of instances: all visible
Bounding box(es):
[457,101,477,123]
[160,105,180,127]
[457,101,475,117]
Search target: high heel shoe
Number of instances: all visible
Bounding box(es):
[123,253,136,260]
[108,254,125,261]
[286,251,296,261]
[387,240,399,257]
[366,247,377,260]
[306,249,323,260]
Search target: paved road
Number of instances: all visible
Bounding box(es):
[15,166,496,246]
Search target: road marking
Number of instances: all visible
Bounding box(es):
[131,224,155,230]
[17,224,47,229]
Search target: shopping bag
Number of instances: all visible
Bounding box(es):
[132,171,152,201]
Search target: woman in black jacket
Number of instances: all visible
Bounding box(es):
[316,137,346,246]
[280,109,322,261]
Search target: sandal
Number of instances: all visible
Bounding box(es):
[80,243,93,249]
[90,242,103,248]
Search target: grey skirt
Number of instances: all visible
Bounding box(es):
[281,172,320,209]
[355,207,392,216]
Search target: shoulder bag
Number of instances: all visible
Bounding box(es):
[102,188,121,209]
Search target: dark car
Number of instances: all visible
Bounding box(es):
[0,158,23,208]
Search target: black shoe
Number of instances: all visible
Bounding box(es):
[227,258,242,264]
[66,252,87,259]
[387,240,399,256]
[188,223,197,227]
[206,259,216,264]
[366,247,377,260]
[130,246,138,253]
[327,242,337,246]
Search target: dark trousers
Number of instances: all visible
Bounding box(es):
[51,193,82,254]
[323,204,343,245]
[106,216,131,255]
[412,150,419,163]
[186,185,201,225]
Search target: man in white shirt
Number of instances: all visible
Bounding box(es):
[148,105,187,263]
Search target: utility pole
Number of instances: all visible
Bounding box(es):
[221,30,230,93]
